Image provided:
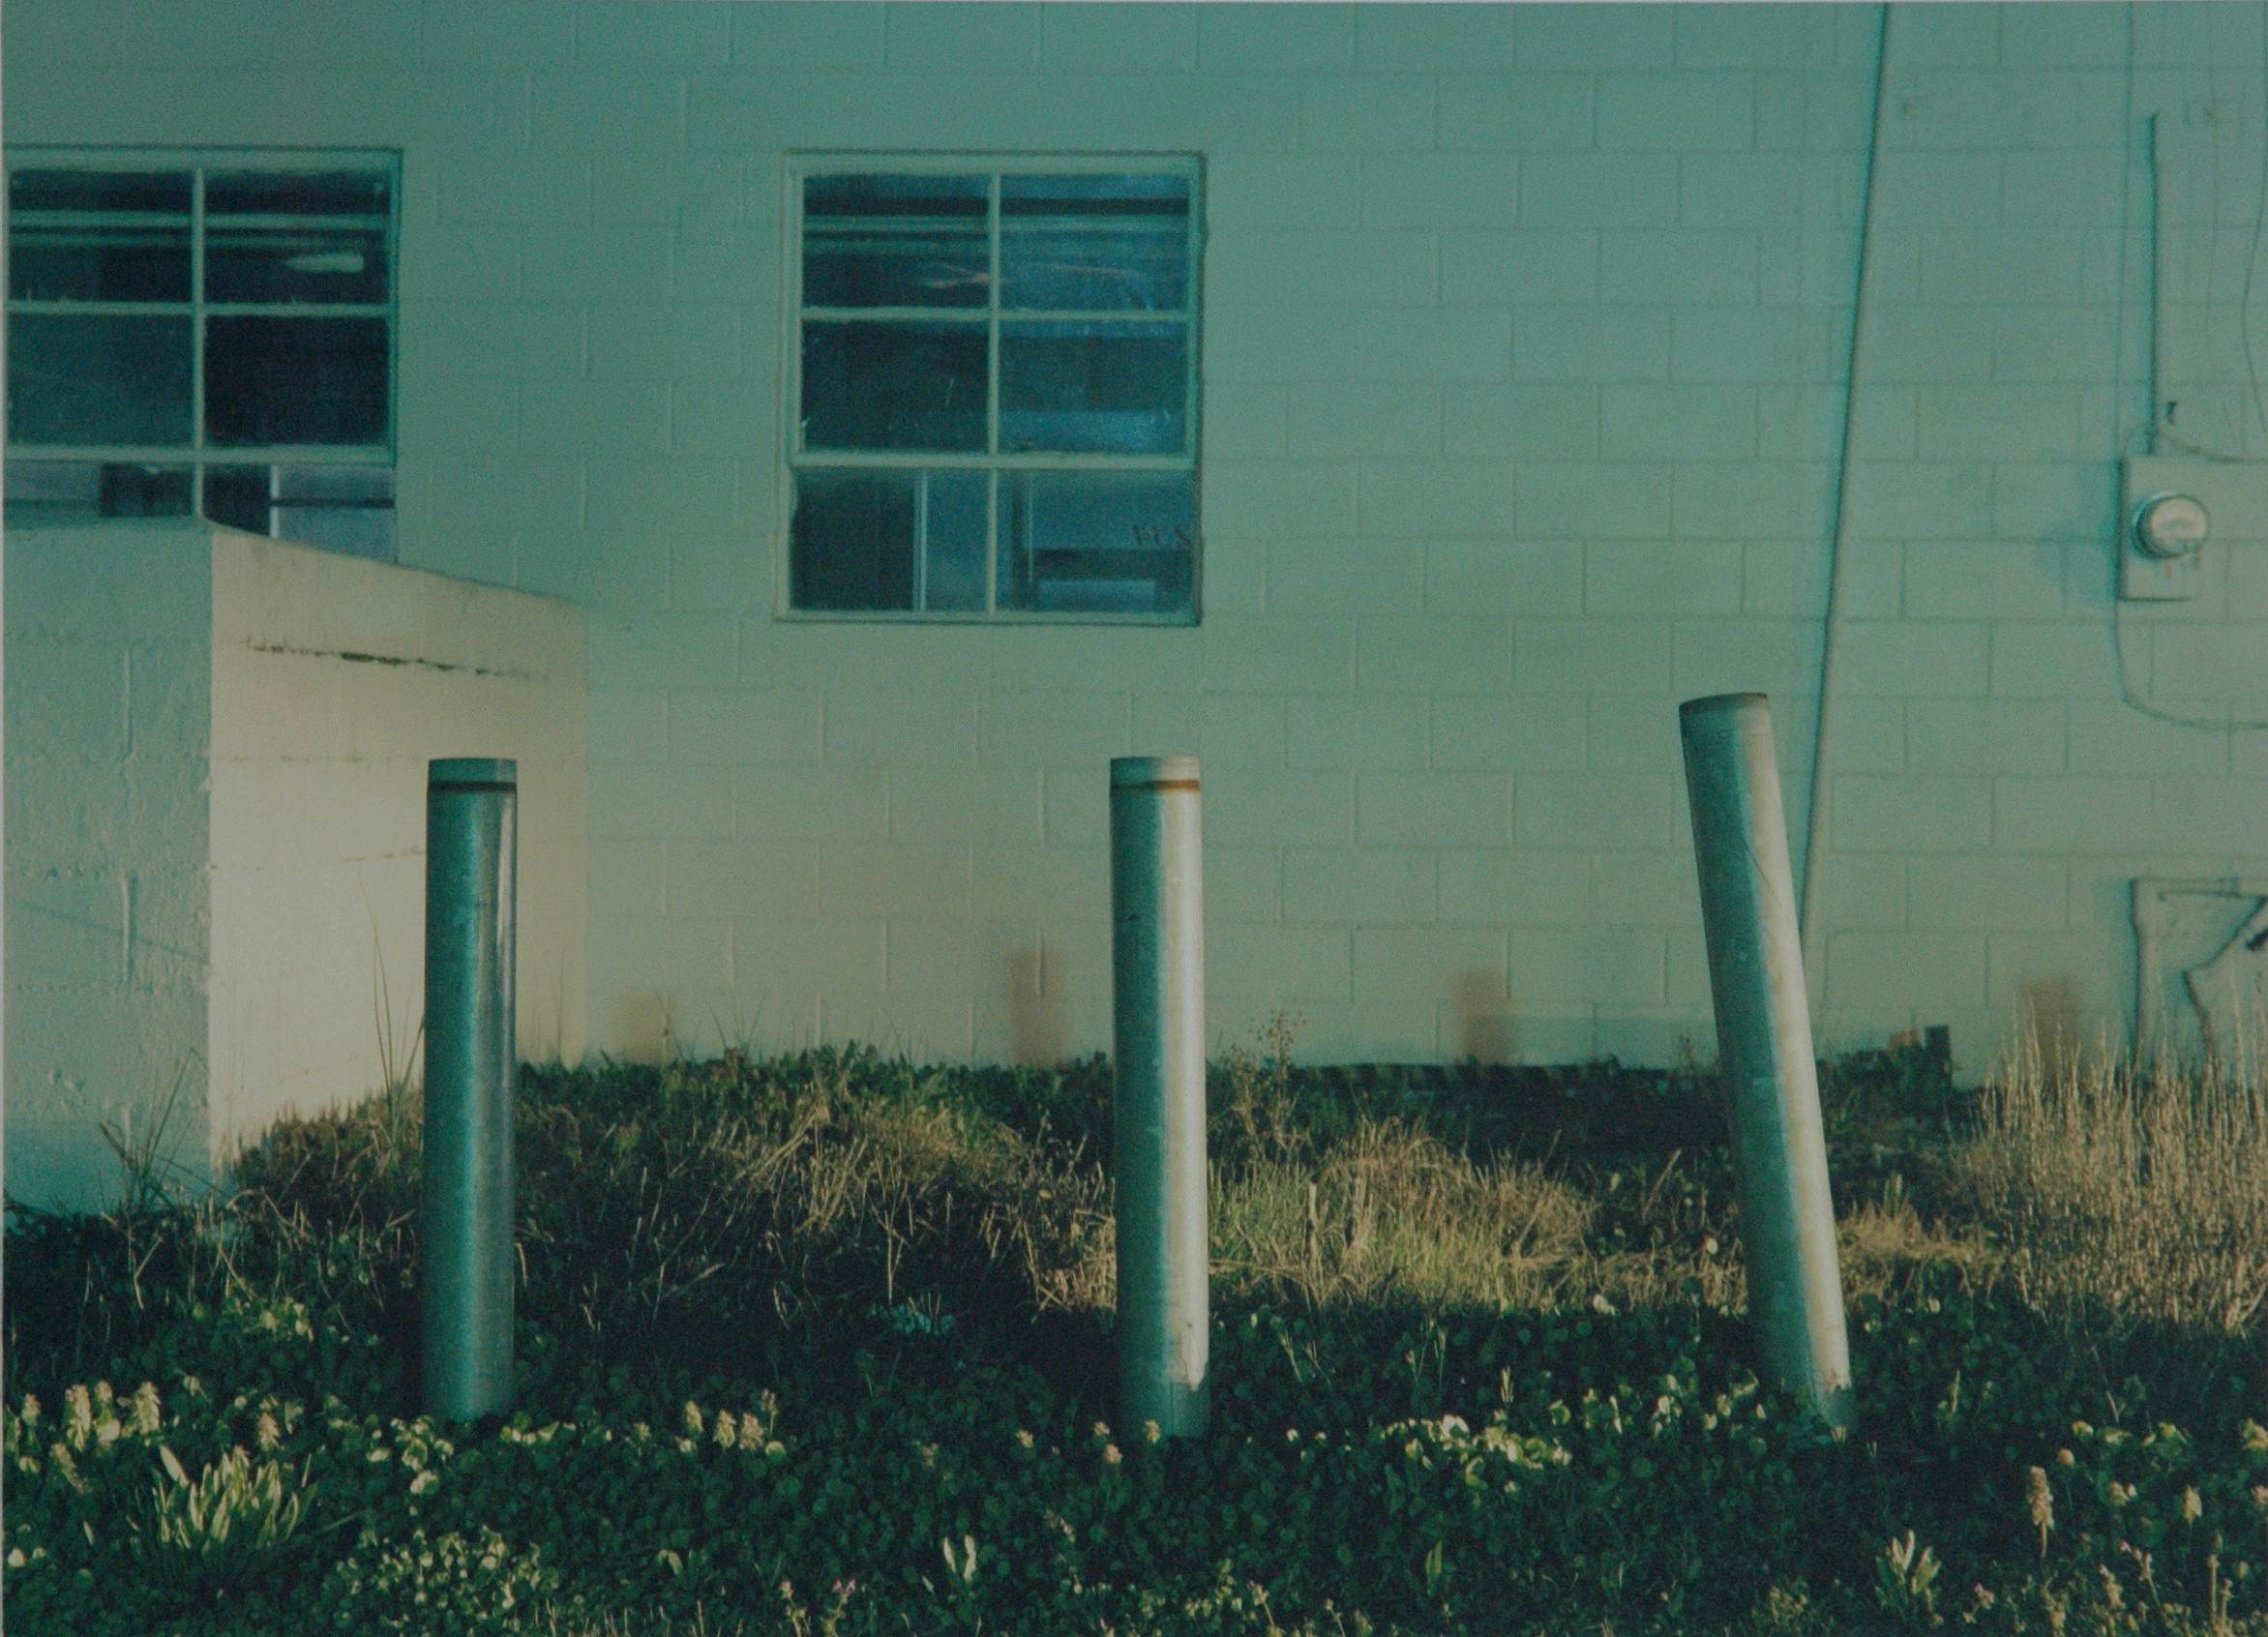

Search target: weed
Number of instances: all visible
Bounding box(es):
[9,1027,2268,1636]
[1954,1038,2268,1336]
[98,1052,202,1221]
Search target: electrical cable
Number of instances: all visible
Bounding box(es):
[2104,4,2268,734]
[1796,1,1894,981]
[2246,0,2268,442]
[2113,6,2268,732]
[2147,104,2164,454]
[2116,14,2149,462]
[2144,91,2247,462]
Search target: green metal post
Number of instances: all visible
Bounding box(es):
[1109,756,1209,1438]
[1678,696,1855,1435]
[422,757,518,1421]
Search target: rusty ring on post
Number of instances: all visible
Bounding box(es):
[1112,756,1200,790]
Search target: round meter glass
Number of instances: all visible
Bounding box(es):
[2134,492,2209,559]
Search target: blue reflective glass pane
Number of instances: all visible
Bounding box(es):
[274,504,396,560]
[8,170,192,302]
[792,467,989,611]
[1000,174,1188,313]
[204,316,389,446]
[7,313,194,445]
[1000,320,1185,454]
[2,460,192,521]
[802,320,987,452]
[1002,470,1194,615]
[206,170,392,305]
[911,468,989,611]
[803,174,989,309]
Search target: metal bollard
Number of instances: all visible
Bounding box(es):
[1109,756,1209,1438]
[1678,696,1855,1435]
[422,758,519,1421]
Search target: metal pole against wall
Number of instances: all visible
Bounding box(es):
[422,757,519,1422]
[1678,696,1855,1436]
[1109,756,1209,1438]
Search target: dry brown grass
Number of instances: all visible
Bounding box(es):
[1832,1181,1988,1304]
[1211,1119,1989,1319]
[1209,1119,1594,1311]
[218,1022,2268,1350]
[1950,1037,2268,1335]
[1209,1022,2268,1331]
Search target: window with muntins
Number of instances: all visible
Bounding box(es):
[786,156,1201,621]
[4,150,399,560]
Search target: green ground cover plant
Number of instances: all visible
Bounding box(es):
[4,1028,2265,1634]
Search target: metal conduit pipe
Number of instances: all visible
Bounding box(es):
[1108,756,1209,1439]
[421,757,520,1422]
[1682,696,1856,1436]
[1799,1,1896,977]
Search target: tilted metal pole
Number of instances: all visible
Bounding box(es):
[422,757,519,1421]
[1678,696,1855,1435]
[1109,756,1209,1438]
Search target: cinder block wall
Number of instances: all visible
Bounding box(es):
[5,523,587,1211]
[7,3,2264,1075]
[5,524,216,1209]
[207,533,589,1159]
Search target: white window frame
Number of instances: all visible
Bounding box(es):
[3,145,401,520]
[779,151,1204,625]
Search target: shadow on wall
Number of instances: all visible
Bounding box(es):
[2020,975,2085,1083]
[1449,967,1512,1063]
[612,990,677,1063]
[1005,946,1068,1068]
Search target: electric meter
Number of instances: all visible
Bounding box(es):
[2133,492,2210,559]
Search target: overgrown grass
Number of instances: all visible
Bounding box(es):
[5,1028,2264,1634]
[1953,1040,2268,1336]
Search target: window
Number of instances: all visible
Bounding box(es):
[5,151,398,560]
[786,157,1201,621]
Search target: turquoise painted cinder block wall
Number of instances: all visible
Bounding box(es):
[8,3,2266,1076]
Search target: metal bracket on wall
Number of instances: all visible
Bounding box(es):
[2132,877,2268,1057]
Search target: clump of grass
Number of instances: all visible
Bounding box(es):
[211,1023,2012,1376]
[1953,1035,2268,1335]
[1211,1119,1593,1310]
[14,1027,2268,1637]
[1215,1009,1311,1168]
[1833,1170,1988,1306]
[482,1055,1118,1383]
[25,1016,2257,1429]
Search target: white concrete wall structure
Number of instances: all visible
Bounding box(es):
[6,523,587,1211]
[6,525,216,1210]
[206,532,589,1155]
[6,3,2267,1090]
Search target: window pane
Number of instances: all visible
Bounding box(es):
[7,313,193,445]
[276,463,393,503]
[205,462,395,559]
[1000,320,1185,454]
[912,469,989,610]
[1000,174,1188,313]
[1002,470,1194,615]
[203,465,272,533]
[803,174,988,309]
[801,319,986,452]
[277,463,396,560]
[274,504,395,560]
[206,170,391,304]
[8,170,192,302]
[3,460,102,520]
[99,463,194,517]
[4,460,192,521]
[791,468,987,612]
[205,316,389,446]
